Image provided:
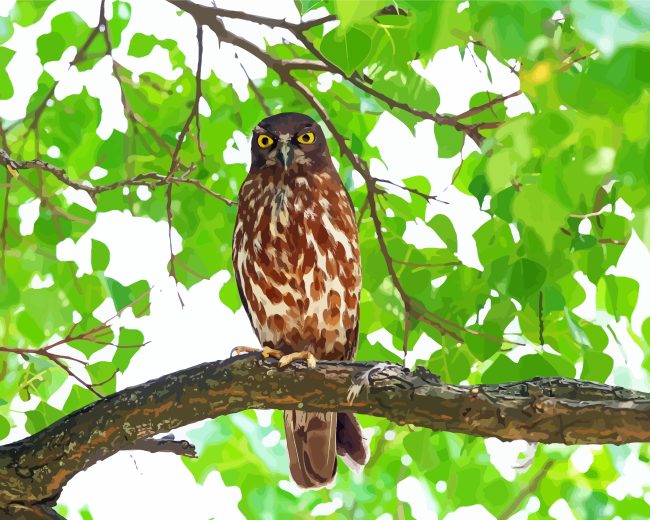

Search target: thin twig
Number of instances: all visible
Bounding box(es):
[236,53,271,117]
[166,183,184,308]
[558,50,598,72]
[194,26,205,161]
[393,259,461,268]
[538,291,544,346]
[447,90,521,122]
[374,177,447,204]
[166,23,204,180]
[498,460,554,520]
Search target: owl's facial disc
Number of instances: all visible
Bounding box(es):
[252,115,322,172]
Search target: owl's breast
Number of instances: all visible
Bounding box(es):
[233,174,361,360]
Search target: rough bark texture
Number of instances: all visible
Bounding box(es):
[2,354,650,516]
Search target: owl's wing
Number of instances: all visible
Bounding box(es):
[233,268,257,338]
[344,318,360,361]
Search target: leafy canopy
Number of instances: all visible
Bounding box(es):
[1,0,650,518]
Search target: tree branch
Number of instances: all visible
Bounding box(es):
[2,354,650,513]
[447,90,522,122]
[497,459,554,520]
[0,149,236,206]
[130,435,197,458]
[166,0,520,147]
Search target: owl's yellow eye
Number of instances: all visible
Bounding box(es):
[297,132,315,145]
[257,134,274,148]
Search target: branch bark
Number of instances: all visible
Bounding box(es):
[2,355,650,514]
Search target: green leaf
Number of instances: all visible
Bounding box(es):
[427,214,457,252]
[572,0,649,58]
[320,27,371,75]
[36,31,67,63]
[91,240,110,271]
[434,124,464,158]
[0,16,14,45]
[482,355,519,384]
[79,506,94,520]
[9,0,54,26]
[334,0,383,28]
[109,1,132,48]
[16,310,47,345]
[368,64,440,128]
[25,401,65,434]
[219,277,242,312]
[0,415,10,441]
[512,185,567,252]
[128,33,175,58]
[597,275,640,320]
[297,0,327,16]
[469,174,490,205]
[486,150,517,191]
[113,328,145,372]
[572,234,598,251]
[68,316,114,358]
[87,361,118,394]
[466,322,504,361]
[63,386,98,414]
[581,351,614,383]
[507,259,547,301]
[0,47,15,100]
[105,278,150,316]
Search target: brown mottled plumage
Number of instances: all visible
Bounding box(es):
[232,112,368,488]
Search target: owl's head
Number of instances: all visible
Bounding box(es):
[250,112,330,172]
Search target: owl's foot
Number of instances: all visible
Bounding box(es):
[347,362,393,404]
[230,346,283,359]
[278,351,317,369]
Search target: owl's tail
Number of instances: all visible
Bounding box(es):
[284,411,369,488]
[284,411,337,488]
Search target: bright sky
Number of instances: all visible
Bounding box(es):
[2,1,650,519]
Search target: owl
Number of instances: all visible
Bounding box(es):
[232,112,368,488]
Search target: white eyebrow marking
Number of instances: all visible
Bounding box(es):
[278,133,291,142]
[254,125,265,133]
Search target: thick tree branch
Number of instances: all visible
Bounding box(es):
[2,355,650,514]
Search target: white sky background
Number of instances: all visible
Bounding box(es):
[1,0,650,519]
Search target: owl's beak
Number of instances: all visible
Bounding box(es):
[278,141,294,170]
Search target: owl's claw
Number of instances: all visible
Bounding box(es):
[230,345,283,359]
[278,351,317,369]
[231,347,316,368]
[230,345,256,357]
[261,346,284,359]
[347,362,393,404]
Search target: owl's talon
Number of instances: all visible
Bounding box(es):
[278,351,317,369]
[261,346,283,359]
[231,346,259,357]
[231,346,283,360]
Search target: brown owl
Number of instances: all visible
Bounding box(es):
[232,112,368,488]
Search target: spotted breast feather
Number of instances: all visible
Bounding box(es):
[233,169,360,360]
